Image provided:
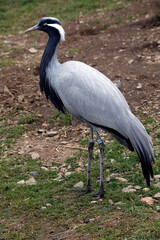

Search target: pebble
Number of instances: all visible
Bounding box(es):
[17,180,25,185]
[41,206,47,210]
[154,174,160,180]
[47,131,58,137]
[122,186,136,193]
[25,177,37,185]
[154,193,160,198]
[41,166,48,171]
[50,166,58,171]
[128,59,134,64]
[29,47,38,54]
[110,159,116,164]
[136,83,142,89]
[46,203,52,207]
[154,183,160,188]
[108,199,114,205]
[116,177,128,182]
[156,206,160,212]
[18,94,24,103]
[134,185,142,190]
[141,197,154,206]
[30,152,40,159]
[65,172,74,177]
[73,181,84,188]
[143,187,150,192]
[38,129,46,133]
[30,171,38,176]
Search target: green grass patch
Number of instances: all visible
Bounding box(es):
[49,110,72,126]
[18,114,39,124]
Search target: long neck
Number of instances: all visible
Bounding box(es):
[40,34,60,92]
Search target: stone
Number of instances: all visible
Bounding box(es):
[128,59,134,64]
[110,159,116,164]
[37,129,46,133]
[65,172,74,177]
[29,47,38,53]
[116,177,128,182]
[154,193,160,198]
[122,186,136,193]
[141,197,154,206]
[41,206,47,210]
[108,199,114,205]
[154,183,160,188]
[46,203,52,207]
[47,131,58,137]
[25,177,37,185]
[30,152,40,159]
[18,94,24,103]
[17,180,25,185]
[41,166,48,171]
[73,181,84,188]
[134,185,142,190]
[30,171,38,176]
[154,174,160,180]
[50,166,58,171]
[143,187,150,192]
[136,83,142,89]
[156,206,160,212]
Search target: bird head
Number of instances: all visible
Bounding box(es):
[25,17,65,41]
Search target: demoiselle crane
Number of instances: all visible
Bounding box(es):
[25,17,154,197]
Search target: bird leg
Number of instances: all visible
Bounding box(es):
[92,132,105,198]
[74,127,94,195]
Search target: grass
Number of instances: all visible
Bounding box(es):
[1,109,160,239]
[0,0,134,35]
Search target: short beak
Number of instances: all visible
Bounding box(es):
[25,24,38,33]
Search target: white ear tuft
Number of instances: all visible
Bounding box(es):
[47,23,65,42]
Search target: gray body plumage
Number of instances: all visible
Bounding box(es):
[26,17,154,196]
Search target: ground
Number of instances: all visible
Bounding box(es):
[0,0,160,239]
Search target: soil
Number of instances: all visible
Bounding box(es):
[1,0,160,163]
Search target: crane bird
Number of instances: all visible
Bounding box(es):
[25,17,154,198]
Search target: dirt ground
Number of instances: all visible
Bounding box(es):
[0,0,160,165]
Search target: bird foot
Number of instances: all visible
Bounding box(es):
[73,186,91,196]
[92,189,104,199]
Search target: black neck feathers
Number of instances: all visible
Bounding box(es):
[40,30,65,113]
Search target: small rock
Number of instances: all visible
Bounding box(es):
[154,175,160,180]
[136,83,142,89]
[141,197,154,206]
[29,47,38,54]
[122,186,136,193]
[134,185,142,190]
[116,177,128,182]
[65,172,74,177]
[53,176,63,181]
[41,166,48,171]
[113,79,121,87]
[108,199,114,205]
[30,171,38,176]
[154,193,160,198]
[76,167,83,172]
[110,159,116,164]
[106,177,111,182]
[154,183,160,188]
[37,129,46,133]
[115,201,123,206]
[17,180,25,185]
[25,177,37,185]
[143,187,150,192]
[128,59,134,64]
[91,201,98,203]
[30,152,40,159]
[116,207,121,210]
[46,203,52,207]
[50,166,58,171]
[18,94,24,103]
[156,206,160,212]
[41,206,47,210]
[110,173,120,178]
[73,181,84,188]
[47,131,58,137]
